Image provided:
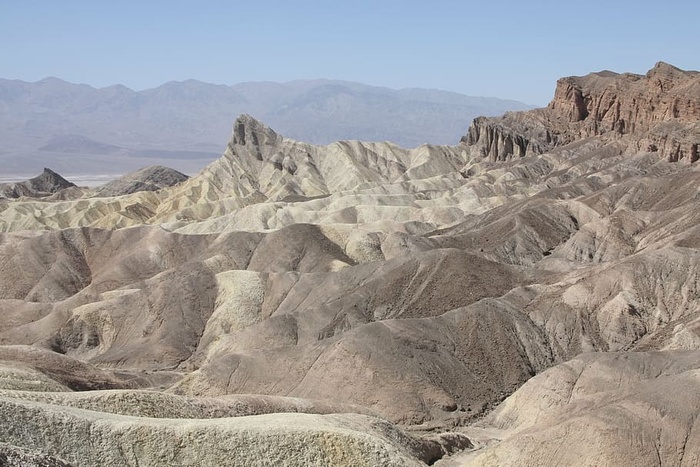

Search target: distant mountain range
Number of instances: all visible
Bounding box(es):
[3,63,700,466]
[0,77,533,175]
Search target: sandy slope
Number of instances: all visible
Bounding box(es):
[0,63,699,465]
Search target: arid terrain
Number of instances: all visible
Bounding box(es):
[0,77,531,175]
[1,62,699,466]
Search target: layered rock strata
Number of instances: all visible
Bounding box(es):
[464,62,700,162]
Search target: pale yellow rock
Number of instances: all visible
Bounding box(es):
[0,395,426,467]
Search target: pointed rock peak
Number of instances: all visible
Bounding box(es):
[647,61,686,79]
[591,70,619,78]
[95,165,188,197]
[645,62,693,94]
[28,168,76,193]
[231,114,281,148]
[38,167,71,183]
[233,114,273,134]
[651,61,683,72]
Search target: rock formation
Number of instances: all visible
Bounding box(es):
[464,62,700,163]
[0,168,77,199]
[0,443,73,467]
[459,351,700,466]
[0,63,699,465]
[0,77,533,175]
[94,165,189,197]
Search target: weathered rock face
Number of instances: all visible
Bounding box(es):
[550,63,700,128]
[0,443,73,467]
[466,351,700,466]
[0,397,430,467]
[94,165,188,197]
[0,388,472,465]
[464,62,700,162]
[0,168,76,199]
[1,63,700,465]
[461,115,549,161]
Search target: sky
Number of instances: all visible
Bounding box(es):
[1,0,697,106]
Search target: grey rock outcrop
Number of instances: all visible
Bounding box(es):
[0,168,76,199]
[0,443,73,467]
[461,114,551,161]
[0,396,431,466]
[466,351,700,466]
[94,165,188,197]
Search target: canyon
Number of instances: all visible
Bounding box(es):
[0,62,699,466]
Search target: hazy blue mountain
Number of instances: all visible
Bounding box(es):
[0,77,534,175]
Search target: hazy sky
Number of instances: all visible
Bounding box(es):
[1,0,697,105]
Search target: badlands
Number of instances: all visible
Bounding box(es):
[1,62,700,466]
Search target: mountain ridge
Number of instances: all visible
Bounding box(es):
[1,62,700,465]
[0,77,533,175]
[464,61,700,162]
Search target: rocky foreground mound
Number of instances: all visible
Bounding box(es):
[0,63,699,465]
[457,350,700,466]
[0,397,431,466]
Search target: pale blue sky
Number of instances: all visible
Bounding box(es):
[1,0,697,105]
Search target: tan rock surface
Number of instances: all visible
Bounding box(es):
[0,396,429,466]
[461,351,700,466]
[0,63,699,465]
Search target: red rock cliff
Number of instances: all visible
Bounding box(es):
[465,62,700,162]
